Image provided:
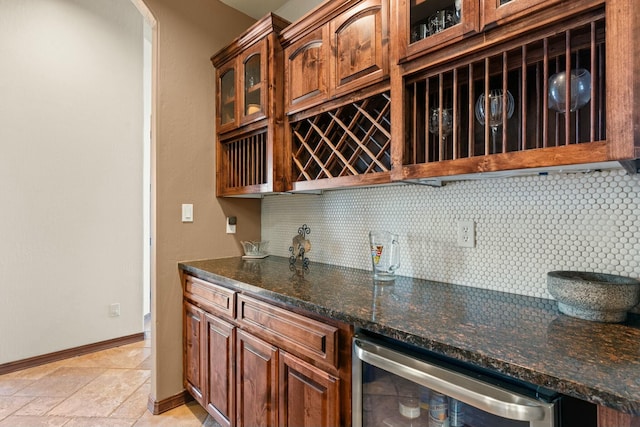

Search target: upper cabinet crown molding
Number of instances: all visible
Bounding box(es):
[211,13,290,67]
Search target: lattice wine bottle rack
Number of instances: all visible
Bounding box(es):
[290,91,392,186]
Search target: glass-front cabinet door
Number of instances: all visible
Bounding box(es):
[398,0,479,60]
[481,0,564,29]
[241,40,267,123]
[218,63,237,133]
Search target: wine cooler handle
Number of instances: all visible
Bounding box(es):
[354,338,552,423]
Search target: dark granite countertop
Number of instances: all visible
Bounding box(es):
[179,256,640,415]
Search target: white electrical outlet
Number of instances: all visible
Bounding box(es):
[457,220,475,248]
[226,216,237,234]
[109,303,121,317]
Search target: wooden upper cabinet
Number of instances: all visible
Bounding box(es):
[330,0,389,97]
[395,0,479,62]
[391,0,640,183]
[211,13,290,196]
[240,42,268,125]
[284,28,330,113]
[217,63,238,134]
[282,0,390,114]
[481,0,565,29]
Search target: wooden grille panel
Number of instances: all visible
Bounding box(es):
[291,91,391,182]
[404,14,606,165]
[221,131,267,188]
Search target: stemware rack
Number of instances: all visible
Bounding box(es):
[403,12,606,167]
[219,130,268,190]
[290,91,392,189]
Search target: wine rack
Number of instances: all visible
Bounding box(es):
[403,12,606,167]
[290,91,392,186]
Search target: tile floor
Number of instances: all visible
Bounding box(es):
[0,332,216,426]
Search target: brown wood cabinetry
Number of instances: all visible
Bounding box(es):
[396,0,479,62]
[279,350,340,427]
[281,0,393,192]
[183,301,205,406]
[284,28,330,114]
[183,276,237,427]
[598,405,640,427]
[236,329,278,427]
[182,275,352,427]
[391,0,640,183]
[481,0,565,29]
[282,0,389,114]
[212,0,638,197]
[204,313,235,427]
[211,14,290,196]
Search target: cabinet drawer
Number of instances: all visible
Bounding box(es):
[184,276,236,320]
[237,294,339,371]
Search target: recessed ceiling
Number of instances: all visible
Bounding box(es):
[220,0,290,20]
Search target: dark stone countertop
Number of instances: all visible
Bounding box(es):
[179,256,640,416]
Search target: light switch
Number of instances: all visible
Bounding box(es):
[182,204,193,222]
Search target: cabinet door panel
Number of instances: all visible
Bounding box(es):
[236,330,278,427]
[598,405,640,427]
[205,314,235,427]
[217,61,238,134]
[279,351,340,427]
[285,28,329,113]
[482,0,564,28]
[184,302,204,405]
[331,0,388,97]
[240,39,267,125]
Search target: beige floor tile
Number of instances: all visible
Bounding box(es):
[0,396,34,420]
[60,347,150,370]
[14,396,66,416]
[110,381,150,419]
[14,367,106,398]
[1,361,66,381]
[135,356,152,370]
[0,414,70,427]
[64,416,137,427]
[0,378,32,396]
[48,369,149,417]
[133,401,210,427]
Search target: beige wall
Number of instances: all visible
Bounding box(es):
[275,0,323,21]
[0,0,144,364]
[140,0,260,403]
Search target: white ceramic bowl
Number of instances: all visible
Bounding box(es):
[547,271,640,322]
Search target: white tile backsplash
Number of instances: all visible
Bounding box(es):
[261,168,640,300]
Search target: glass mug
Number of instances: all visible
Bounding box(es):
[369,231,400,281]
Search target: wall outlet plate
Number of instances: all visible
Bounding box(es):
[457,220,475,248]
[226,216,236,234]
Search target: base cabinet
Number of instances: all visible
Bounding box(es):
[183,274,352,427]
[183,302,205,406]
[204,313,235,427]
[236,329,278,427]
[279,350,340,427]
[598,405,640,427]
